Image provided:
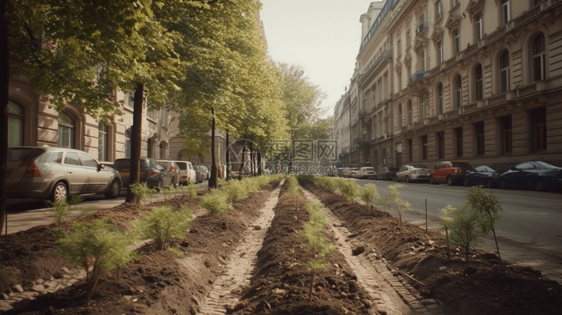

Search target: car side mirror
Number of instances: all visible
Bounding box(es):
[98,164,105,171]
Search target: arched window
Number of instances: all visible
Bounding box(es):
[58,112,75,148]
[499,50,510,93]
[125,129,131,158]
[454,75,462,108]
[98,122,108,161]
[436,83,444,114]
[407,100,413,125]
[8,100,24,146]
[419,92,428,120]
[475,64,483,101]
[532,33,546,82]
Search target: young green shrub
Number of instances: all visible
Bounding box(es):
[286,175,300,211]
[45,199,71,227]
[360,184,380,210]
[199,189,232,214]
[448,204,481,263]
[439,205,456,260]
[299,201,334,302]
[130,182,156,212]
[131,205,194,250]
[336,179,361,201]
[465,186,504,264]
[68,194,84,210]
[54,217,137,305]
[378,184,411,227]
[224,179,250,200]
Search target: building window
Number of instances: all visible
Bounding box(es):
[475,64,483,101]
[455,127,463,157]
[452,0,459,7]
[406,31,411,48]
[58,112,75,149]
[532,33,546,82]
[398,104,403,128]
[407,100,413,125]
[499,115,512,155]
[419,51,426,71]
[408,139,413,161]
[475,121,485,156]
[437,41,444,65]
[419,92,428,120]
[398,71,402,91]
[500,0,510,25]
[454,75,462,108]
[421,135,428,160]
[437,83,444,114]
[435,1,443,20]
[453,29,461,54]
[147,139,152,158]
[125,129,131,158]
[417,15,426,34]
[437,131,445,159]
[530,107,547,151]
[124,93,134,108]
[98,122,108,161]
[8,100,24,147]
[499,50,510,93]
[532,0,543,6]
[475,13,483,41]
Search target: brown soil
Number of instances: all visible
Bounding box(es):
[1,184,278,315]
[228,184,373,315]
[300,179,562,315]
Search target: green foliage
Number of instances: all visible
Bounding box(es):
[131,206,193,250]
[360,184,380,208]
[439,205,456,260]
[448,204,482,262]
[159,186,177,204]
[55,217,137,305]
[287,176,300,199]
[199,189,232,214]
[185,184,199,198]
[336,179,362,201]
[223,179,249,200]
[130,182,156,211]
[45,199,71,227]
[167,246,183,256]
[378,184,411,227]
[68,194,84,208]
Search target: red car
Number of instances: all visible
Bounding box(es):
[429,161,473,185]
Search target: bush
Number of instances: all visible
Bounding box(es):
[439,204,456,260]
[378,184,411,227]
[224,179,250,200]
[130,182,156,211]
[336,178,361,201]
[55,217,137,305]
[360,184,380,208]
[45,199,71,227]
[448,204,481,262]
[131,205,193,250]
[199,189,232,214]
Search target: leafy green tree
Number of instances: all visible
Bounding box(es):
[439,205,456,260]
[360,183,380,210]
[448,204,481,263]
[378,184,411,227]
[336,178,361,201]
[466,186,504,264]
[55,217,137,305]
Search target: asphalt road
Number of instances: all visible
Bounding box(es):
[354,178,562,249]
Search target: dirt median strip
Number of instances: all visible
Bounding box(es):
[300,178,562,315]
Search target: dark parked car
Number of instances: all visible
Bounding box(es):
[463,164,513,188]
[375,167,399,180]
[113,158,175,190]
[193,165,205,183]
[5,146,122,202]
[498,161,562,191]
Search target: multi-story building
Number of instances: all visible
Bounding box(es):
[335,0,562,170]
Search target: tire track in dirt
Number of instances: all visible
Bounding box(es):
[302,189,410,315]
[197,183,283,315]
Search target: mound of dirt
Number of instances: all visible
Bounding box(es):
[229,185,372,315]
[301,179,562,315]
[2,183,279,315]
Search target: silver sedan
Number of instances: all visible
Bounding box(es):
[396,164,430,183]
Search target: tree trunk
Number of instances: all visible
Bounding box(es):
[491,222,502,265]
[125,83,144,205]
[208,109,218,189]
[257,150,262,176]
[225,132,229,178]
[0,0,9,236]
[308,271,315,303]
[465,229,470,263]
[445,228,451,260]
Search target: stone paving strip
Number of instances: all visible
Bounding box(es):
[302,189,444,315]
[196,184,282,315]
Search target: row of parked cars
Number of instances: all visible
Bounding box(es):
[5,146,211,202]
[338,160,562,192]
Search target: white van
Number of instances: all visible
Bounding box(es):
[173,161,197,185]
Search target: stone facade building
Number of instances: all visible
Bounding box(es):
[336,0,562,169]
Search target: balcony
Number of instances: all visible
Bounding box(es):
[484,25,507,44]
[360,50,392,86]
[409,71,425,83]
[514,6,541,27]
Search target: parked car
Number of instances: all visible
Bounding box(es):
[198,165,210,180]
[336,167,347,177]
[429,161,473,185]
[498,161,562,191]
[358,167,376,179]
[113,158,175,190]
[156,160,181,187]
[193,165,205,183]
[349,168,360,178]
[396,164,430,183]
[342,168,352,177]
[463,164,513,188]
[5,146,122,202]
[173,161,197,185]
[375,167,400,180]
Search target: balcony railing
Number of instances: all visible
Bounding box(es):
[514,6,541,26]
[484,25,507,44]
[464,43,478,56]
[463,103,478,112]
[488,93,507,105]
[410,71,425,83]
[517,82,538,96]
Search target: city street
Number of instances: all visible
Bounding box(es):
[355,178,562,283]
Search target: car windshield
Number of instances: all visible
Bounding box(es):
[7,148,44,161]
[412,164,428,169]
[389,168,399,172]
[176,163,187,170]
[364,167,375,171]
[452,162,472,169]
[113,159,130,169]
[536,161,560,169]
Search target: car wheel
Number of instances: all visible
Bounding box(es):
[447,176,453,186]
[500,179,508,189]
[405,176,410,183]
[485,179,493,189]
[463,178,470,187]
[105,179,121,199]
[535,180,545,191]
[430,176,437,185]
[50,182,68,202]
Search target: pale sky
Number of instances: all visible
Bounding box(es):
[260,0,372,118]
